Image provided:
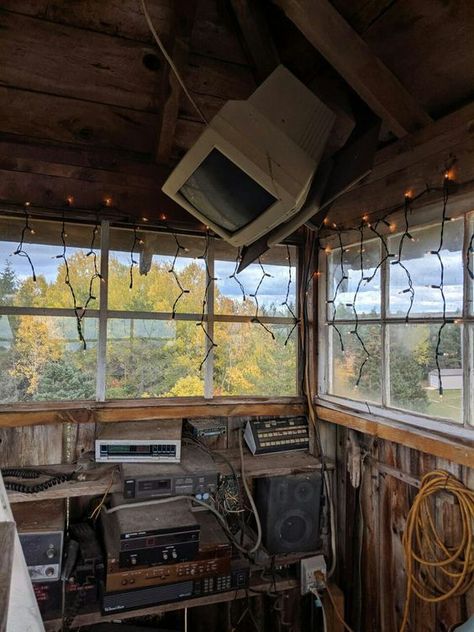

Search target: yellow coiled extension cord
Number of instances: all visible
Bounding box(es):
[400,470,474,632]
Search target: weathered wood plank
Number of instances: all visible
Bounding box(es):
[0,522,15,632]
[228,0,280,81]
[316,405,474,468]
[272,0,432,137]
[362,0,474,116]
[325,104,474,226]
[0,425,63,466]
[155,1,198,164]
[0,9,162,111]
[0,87,160,155]
[0,398,305,428]
[0,0,173,43]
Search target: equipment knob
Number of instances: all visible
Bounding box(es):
[163,552,168,560]
[203,493,210,500]
[131,558,137,566]
[172,551,177,559]
[45,567,55,577]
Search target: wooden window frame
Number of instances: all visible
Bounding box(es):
[317,211,474,439]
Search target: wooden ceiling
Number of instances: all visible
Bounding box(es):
[0,0,472,225]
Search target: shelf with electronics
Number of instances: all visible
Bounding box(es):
[6,448,331,504]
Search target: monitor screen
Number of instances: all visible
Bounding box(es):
[179,148,277,232]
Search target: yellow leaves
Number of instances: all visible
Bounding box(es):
[163,375,204,397]
[10,316,62,394]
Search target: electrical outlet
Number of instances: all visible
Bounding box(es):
[300,555,327,595]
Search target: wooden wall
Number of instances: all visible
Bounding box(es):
[335,425,474,632]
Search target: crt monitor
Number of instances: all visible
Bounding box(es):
[162,66,335,248]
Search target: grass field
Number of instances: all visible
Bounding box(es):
[425,388,462,421]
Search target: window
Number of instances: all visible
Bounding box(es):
[320,212,473,432]
[0,217,298,403]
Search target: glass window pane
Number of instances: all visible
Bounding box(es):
[214,243,297,317]
[388,323,462,422]
[329,323,382,403]
[388,219,463,317]
[0,315,97,403]
[327,238,381,320]
[214,322,297,396]
[106,319,205,398]
[0,217,101,309]
[108,229,205,314]
[469,214,474,317]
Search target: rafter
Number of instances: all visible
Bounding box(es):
[272,0,432,137]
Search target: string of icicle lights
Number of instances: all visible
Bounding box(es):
[324,171,459,397]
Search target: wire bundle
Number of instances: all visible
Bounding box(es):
[400,470,474,632]
[2,468,73,493]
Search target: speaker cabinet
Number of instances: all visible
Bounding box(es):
[255,472,323,554]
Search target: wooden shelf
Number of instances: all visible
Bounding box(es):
[7,450,330,503]
[43,577,298,630]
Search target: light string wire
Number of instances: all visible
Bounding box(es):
[390,194,415,322]
[281,244,300,345]
[168,232,191,318]
[250,257,275,339]
[55,214,89,349]
[83,218,103,311]
[12,204,37,281]
[128,226,143,290]
[197,230,217,371]
[429,175,451,397]
[228,247,246,301]
[326,230,347,352]
[322,172,455,392]
[466,226,474,280]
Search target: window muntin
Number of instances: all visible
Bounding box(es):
[322,213,473,429]
[0,218,298,402]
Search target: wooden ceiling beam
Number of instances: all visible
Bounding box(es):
[272,0,432,137]
[155,1,198,165]
[228,0,280,81]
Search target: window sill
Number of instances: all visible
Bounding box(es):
[315,397,474,468]
[0,396,306,428]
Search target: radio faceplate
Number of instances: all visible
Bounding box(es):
[121,445,218,501]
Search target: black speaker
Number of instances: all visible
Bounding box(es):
[255,472,323,554]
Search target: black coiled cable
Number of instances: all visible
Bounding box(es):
[2,468,74,493]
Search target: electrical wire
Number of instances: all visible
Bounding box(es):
[399,470,474,632]
[12,205,36,281]
[140,0,208,125]
[312,588,328,632]
[238,429,262,555]
[250,258,276,339]
[324,584,356,632]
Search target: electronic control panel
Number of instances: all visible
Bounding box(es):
[244,416,309,455]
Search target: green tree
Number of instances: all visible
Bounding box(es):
[0,260,16,304]
[36,359,95,400]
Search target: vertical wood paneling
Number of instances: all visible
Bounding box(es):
[337,432,474,632]
[0,425,63,466]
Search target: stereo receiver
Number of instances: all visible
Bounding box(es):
[102,495,200,568]
[95,420,182,463]
[122,445,218,501]
[105,512,231,591]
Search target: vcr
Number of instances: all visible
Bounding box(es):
[102,496,199,568]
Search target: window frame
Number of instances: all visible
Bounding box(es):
[317,211,474,439]
[0,218,300,404]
